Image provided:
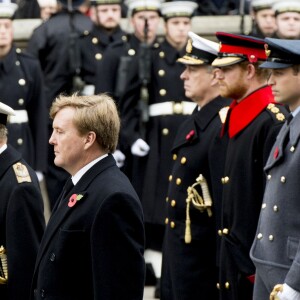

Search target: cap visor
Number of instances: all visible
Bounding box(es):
[212,56,245,67]
[259,61,294,69]
[177,55,206,65]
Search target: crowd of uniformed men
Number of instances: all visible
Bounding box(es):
[1,0,300,299]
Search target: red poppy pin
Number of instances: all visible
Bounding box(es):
[68,194,84,208]
[273,147,279,159]
[186,130,195,141]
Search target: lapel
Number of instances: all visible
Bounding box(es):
[34,155,116,271]
[264,112,300,171]
[172,96,227,151]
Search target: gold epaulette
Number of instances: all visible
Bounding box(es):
[12,162,32,183]
[219,106,230,124]
[267,103,285,121]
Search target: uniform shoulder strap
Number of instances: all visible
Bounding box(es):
[12,162,32,183]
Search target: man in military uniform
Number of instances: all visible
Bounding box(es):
[212,32,289,300]
[0,0,48,180]
[26,0,93,208]
[160,31,231,300]
[120,2,198,296]
[94,0,162,101]
[249,0,276,38]
[250,38,300,300]
[0,102,45,300]
[272,0,300,40]
[79,0,126,95]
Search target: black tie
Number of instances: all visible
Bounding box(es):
[287,113,293,125]
[58,177,74,207]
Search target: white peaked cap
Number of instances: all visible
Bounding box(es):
[0,1,18,18]
[177,31,219,65]
[160,1,198,18]
[251,0,273,10]
[273,0,300,14]
[37,0,57,7]
[125,0,162,15]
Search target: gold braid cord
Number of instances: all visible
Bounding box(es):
[0,245,8,284]
[185,174,213,244]
[270,284,283,300]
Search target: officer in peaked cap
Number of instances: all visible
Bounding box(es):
[250,38,300,300]
[0,0,48,179]
[160,31,231,300]
[212,32,288,300]
[0,102,45,300]
[272,0,300,39]
[119,2,197,297]
[26,0,93,210]
[249,0,276,38]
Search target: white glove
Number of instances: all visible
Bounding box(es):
[131,138,150,157]
[112,149,126,168]
[277,284,300,300]
[36,171,44,182]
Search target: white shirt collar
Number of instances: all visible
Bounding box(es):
[0,144,7,154]
[292,105,300,118]
[72,153,108,185]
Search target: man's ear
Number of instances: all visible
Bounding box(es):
[84,131,97,149]
[247,63,256,79]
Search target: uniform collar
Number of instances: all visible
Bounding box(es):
[0,46,16,74]
[92,25,124,46]
[228,85,274,138]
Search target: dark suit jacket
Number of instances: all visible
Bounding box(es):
[31,154,145,300]
[0,145,45,300]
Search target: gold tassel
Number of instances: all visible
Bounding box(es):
[195,174,212,217]
[0,246,8,285]
[185,190,192,244]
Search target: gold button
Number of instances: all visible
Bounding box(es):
[158,69,165,77]
[269,235,274,241]
[18,79,26,86]
[92,37,98,44]
[218,230,222,236]
[159,51,165,58]
[166,197,169,202]
[222,228,229,235]
[267,174,272,180]
[216,283,220,290]
[18,98,24,105]
[171,200,176,207]
[16,48,21,53]
[280,176,286,183]
[271,107,279,113]
[221,176,229,184]
[122,35,127,41]
[176,178,181,185]
[173,102,183,114]
[273,205,278,212]
[173,154,177,160]
[17,138,23,145]
[159,89,167,96]
[128,49,135,56]
[257,233,263,240]
[84,30,89,35]
[290,146,295,152]
[153,42,159,48]
[165,218,169,224]
[95,53,102,60]
[168,175,173,182]
[225,282,230,289]
[181,157,187,164]
[162,128,169,135]
[262,203,266,209]
[15,60,20,66]
[170,221,175,228]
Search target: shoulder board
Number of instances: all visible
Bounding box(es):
[12,162,32,183]
[219,106,230,124]
[265,103,286,122]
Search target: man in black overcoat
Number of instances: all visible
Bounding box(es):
[30,93,145,300]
